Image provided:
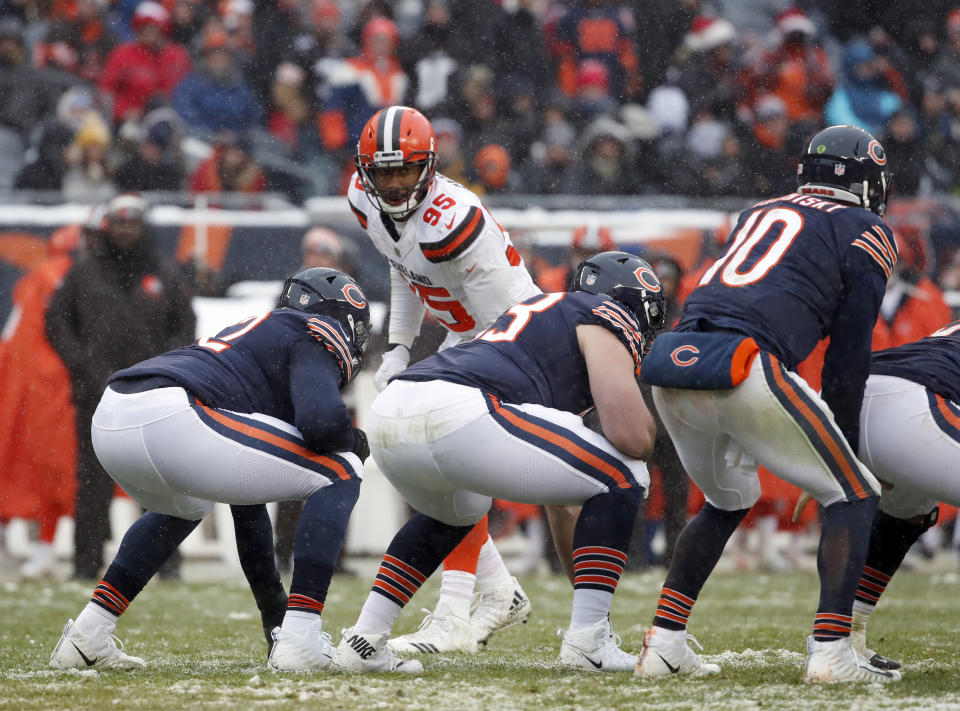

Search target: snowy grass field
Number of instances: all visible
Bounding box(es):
[3,567,960,710]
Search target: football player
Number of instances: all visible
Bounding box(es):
[636,125,901,683]
[328,251,664,673]
[793,319,960,670]
[348,105,540,654]
[50,268,371,673]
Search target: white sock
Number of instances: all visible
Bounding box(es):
[569,588,613,630]
[474,536,514,593]
[852,600,874,632]
[75,602,118,632]
[437,570,475,618]
[355,593,403,635]
[280,610,319,635]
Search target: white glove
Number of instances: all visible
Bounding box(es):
[374,345,410,392]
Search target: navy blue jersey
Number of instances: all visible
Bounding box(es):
[110,308,356,452]
[399,291,644,414]
[871,321,960,402]
[676,193,896,449]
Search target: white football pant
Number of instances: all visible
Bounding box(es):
[652,352,880,511]
[92,385,363,520]
[860,374,960,519]
[368,380,649,526]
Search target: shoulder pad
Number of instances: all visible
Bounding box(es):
[306,315,356,385]
[420,205,486,263]
[589,297,644,370]
[851,222,898,279]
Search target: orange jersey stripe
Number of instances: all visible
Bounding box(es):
[573,560,623,573]
[493,405,630,489]
[574,546,627,561]
[197,405,351,480]
[768,359,867,499]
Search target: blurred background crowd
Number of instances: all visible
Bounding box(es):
[0,0,958,204]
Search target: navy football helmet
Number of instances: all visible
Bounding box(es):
[570,250,667,351]
[797,124,892,216]
[278,267,371,367]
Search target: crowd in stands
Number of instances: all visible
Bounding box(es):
[0,0,958,205]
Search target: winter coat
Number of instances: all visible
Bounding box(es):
[99,40,192,122]
[172,67,263,133]
[45,236,196,410]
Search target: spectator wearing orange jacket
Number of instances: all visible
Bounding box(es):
[0,225,85,579]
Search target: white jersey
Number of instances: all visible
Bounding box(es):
[348,171,541,347]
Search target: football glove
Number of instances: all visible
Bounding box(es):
[351,427,370,462]
[374,344,410,392]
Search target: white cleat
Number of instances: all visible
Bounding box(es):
[50,619,146,670]
[804,635,901,683]
[634,627,720,677]
[558,618,637,672]
[330,627,423,673]
[387,604,477,654]
[851,614,901,670]
[267,620,334,672]
[470,577,532,645]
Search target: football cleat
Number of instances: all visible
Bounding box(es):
[50,619,146,670]
[804,635,901,683]
[387,604,477,654]
[634,627,720,677]
[330,627,423,673]
[470,577,532,645]
[558,618,637,672]
[267,620,334,672]
[851,612,901,670]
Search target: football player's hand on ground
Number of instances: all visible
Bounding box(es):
[374,345,410,392]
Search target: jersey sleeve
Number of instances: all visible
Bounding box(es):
[387,266,426,348]
[585,297,644,371]
[288,339,354,453]
[848,220,898,281]
[305,315,356,386]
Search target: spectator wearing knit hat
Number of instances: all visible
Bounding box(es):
[825,39,902,136]
[99,2,192,124]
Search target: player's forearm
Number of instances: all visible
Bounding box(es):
[387,268,424,349]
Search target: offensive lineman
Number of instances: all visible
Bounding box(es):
[329,251,665,673]
[50,268,371,673]
[636,125,900,683]
[793,319,960,670]
[348,105,538,654]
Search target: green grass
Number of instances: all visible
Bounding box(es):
[3,567,960,710]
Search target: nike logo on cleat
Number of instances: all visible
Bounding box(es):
[858,662,895,678]
[657,653,680,674]
[577,651,603,669]
[71,642,97,667]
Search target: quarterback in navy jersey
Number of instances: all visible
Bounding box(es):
[326,252,666,674]
[793,321,960,670]
[637,125,899,683]
[51,268,372,674]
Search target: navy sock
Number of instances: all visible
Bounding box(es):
[571,488,643,594]
[855,506,937,609]
[231,504,286,617]
[96,512,200,613]
[288,478,360,613]
[813,495,878,640]
[656,503,749,630]
[371,513,475,607]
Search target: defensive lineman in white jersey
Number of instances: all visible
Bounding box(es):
[347,105,540,654]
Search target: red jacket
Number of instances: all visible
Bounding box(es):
[99,41,191,122]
